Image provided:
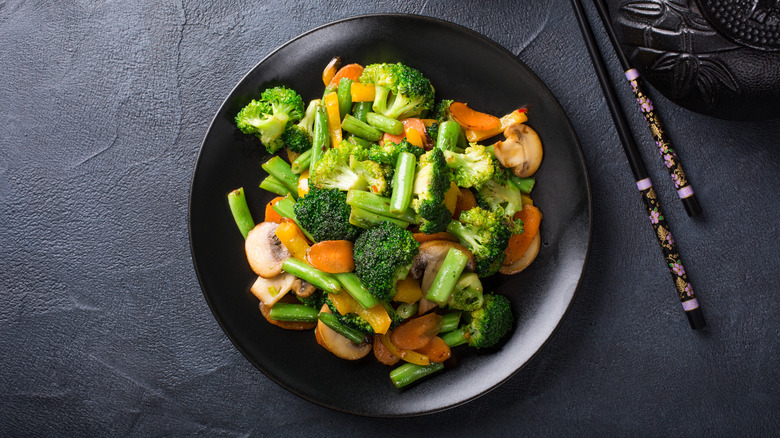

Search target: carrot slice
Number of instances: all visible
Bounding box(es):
[327,63,363,88]
[322,57,341,86]
[412,232,458,243]
[465,108,528,142]
[264,197,284,223]
[415,336,451,363]
[449,101,501,131]
[380,333,430,366]
[306,240,355,273]
[453,188,477,219]
[504,204,542,266]
[390,313,442,351]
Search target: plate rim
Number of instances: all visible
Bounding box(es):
[188,12,593,417]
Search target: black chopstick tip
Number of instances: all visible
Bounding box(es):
[683,195,702,217]
[686,307,707,330]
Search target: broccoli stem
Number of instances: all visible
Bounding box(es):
[512,176,536,194]
[366,112,404,135]
[262,156,299,197]
[271,195,316,241]
[436,121,460,151]
[439,326,468,347]
[332,272,380,309]
[439,311,462,333]
[352,101,372,123]
[268,303,319,322]
[260,175,291,197]
[349,206,411,229]
[341,114,383,142]
[310,106,328,173]
[337,78,353,120]
[291,148,312,174]
[282,258,342,295]
[318,312,366,344]
[390,151,416,214]
[346,190,417,223]
[389,362,445,388]
[425,247,470,305]
[227,187,255,239]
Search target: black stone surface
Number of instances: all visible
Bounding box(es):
[1,1,778,435]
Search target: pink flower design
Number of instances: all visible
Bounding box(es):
[684,284,693,297]
[671,262,685,277]
[641,100,654,112]
[649,210,661,224]
[664,154,675,168]
[666,232,675,246]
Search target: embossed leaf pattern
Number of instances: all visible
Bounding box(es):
[622,0,664,19]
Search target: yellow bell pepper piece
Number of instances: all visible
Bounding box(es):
[329,292,392,335]
[404,127,424,148]
[350,83,375,102]
[465,109,528,142]
[323,92,342,147]
[443,181,460,214]
[394,276,423,304]
[380,333,430,366]
[521,194,533,207]
[274,221,310,261]
[297,169,310,198]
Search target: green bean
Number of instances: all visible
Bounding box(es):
[310,105,328,172]
[291,148,312,174]
[439,311,462,333]
[341,114,383,142]
[268,303,319,322]
[337,78,353,120]
[436,120,460,151]
[281,258,341,295]
[259,175,291,197]
[227,187,255,239]
[346,190,417,223]
[352,101,372,123]
[366,112,404,135]
[389,362,445,388]
[318,312,366,344]
[349,206,411,229]
[390,151,416,214]
[261,156,298,196]
[425,247,470,305]
[332,272,379,309]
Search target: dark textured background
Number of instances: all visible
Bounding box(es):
[1,0,778,435]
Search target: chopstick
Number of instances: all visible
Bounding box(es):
[588,0,701,217]
[570,0,706,330]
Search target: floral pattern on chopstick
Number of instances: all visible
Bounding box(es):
[642,186,697,302]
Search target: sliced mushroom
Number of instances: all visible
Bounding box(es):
[409,240,476,294]
[259,293,316,331]
[250,272,296,306]
[315,304,372,360]
[245,222,291,278]
[494,123,543,178]
[499,233,541,275]
[292,278,317,298]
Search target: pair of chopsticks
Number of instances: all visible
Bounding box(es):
[570,0,706,330]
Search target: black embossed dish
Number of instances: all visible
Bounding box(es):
[189,14,591,417]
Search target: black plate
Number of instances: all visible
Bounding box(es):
[189,14,592,417]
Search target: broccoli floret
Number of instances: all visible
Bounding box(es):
[447,273,484,312]
[281,99,321,153]
[293,187,362,242]
[297,289,325,309]
[442,143,495,189]
[359,63,435,120]
[425,121,439,148]
[352,221,420,301]
[235,86,305,153]
[410,148,451,234]
[325,296,374,335]
[309,146,369,192]
[476,170,525,224]
[433,99,455,123]
[445,293,513,349]
[350,156,392,196]
[446,206,512,277]
[366,139,424,165]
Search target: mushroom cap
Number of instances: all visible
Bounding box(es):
[494,123,543,178]
[245,222,291,278]
[292,278,317,298]
[250,272,296,306]
[499,232,541,275]
[314,304,372,360]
